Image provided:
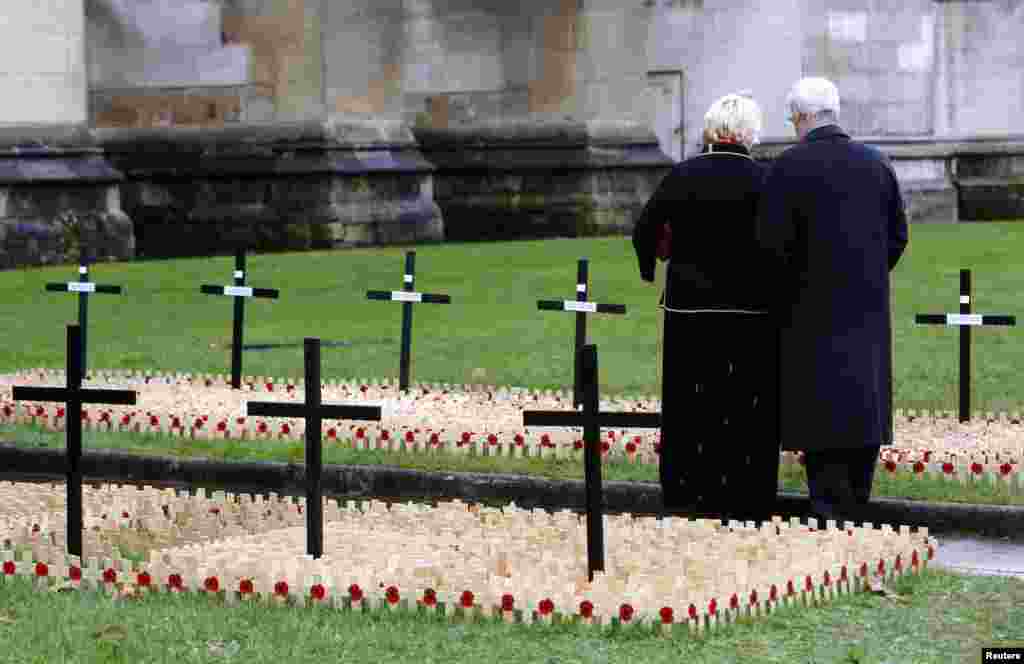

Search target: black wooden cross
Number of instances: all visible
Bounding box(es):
[246,338,382,558]
[523,344,660,580]
[200,250,280,389]
[11,325,136,557]
[915,269,1015,422]
[537,259,627,409]
[44,254,123,376]
[366,251,452,392]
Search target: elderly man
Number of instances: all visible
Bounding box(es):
[756,78,909,524]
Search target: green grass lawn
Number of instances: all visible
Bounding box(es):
[5,421,1024,507]
[0,225,1022,411]
[0,568,1020,663]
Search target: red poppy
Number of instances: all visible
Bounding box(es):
[204,576,219,592]
[928,545,935,560]
[236,417,245,425]
[577,600,593,618]
[360,385,368,393]
[349,584,363,602]
[280,423,291,435]
[265,382,274,392]
[149,415,159,427]
[356,428,365,439]
[823,571,831,586]
[514,434,525,447]
[708,598,718,615]
[841,566,848,581]
[460,590,474,608]
[804,575,813,592]
[56,408,65,418]
[69,566,82,581]
[942,462,955,474]
[275,581,289,597]
[786,580,795,596]
[193,417,203,430]
[538,598,554,615]
[120,414,130,426]
[729,594,739,610]
[659,606,674,624]
[574,439,584,451]
[137,572,151,587]
[749,589,758,605]
[311,584,326,601]
[540,434,551,448]
[82,410,90,421]
[860,562,869,577]
[103,568,116,584]
[600,441,611,454]
[423,588,437,607]
[168,573,183,590]
[34,562,48,577]
[488,434,498,446]
[688,604,698,620]
[769,585,778,602]
[877,559,886,575]
[1001,463,1014,476]
[619,604,634,622]
[1,405,11,418]
[895,555,902,571]
[405,431,415,443]
[209,507,220,515]
[381,430,390,440]
[501,594,514,611]
[911,551,920,568]
[35,406,45,417]
[913,461,925,474]
[654,442,662,454]
[257,422,268,434]
[327,428,337,439]
[239,579,254,594]
[626,442,638,454]
[430,433,441,446]
[385,586,400,604]
[884,460,897,473]
[217,421,227,432]
[971,463,984,475]
[32,523,40,533]
[461,432,472,444]
[286,384,295,392]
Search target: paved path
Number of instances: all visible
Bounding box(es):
[933,535,1024,578]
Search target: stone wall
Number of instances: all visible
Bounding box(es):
[0,0,87,126]
[0,126,132,270]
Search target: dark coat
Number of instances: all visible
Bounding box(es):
[755,125,909,452]
[632,142,776,310]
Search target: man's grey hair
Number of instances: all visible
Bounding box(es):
[786,77,841,124]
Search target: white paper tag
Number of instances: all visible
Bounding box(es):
[947,313,983,326]
[959,295,970,304]
[79,266,88,275]
[564,300,597,313]
[391,291,423,303]
[404,274,414,284]
[576,284,587,293]
[67,282,96,293]
[234,270,244,279]
[224,286,254,297]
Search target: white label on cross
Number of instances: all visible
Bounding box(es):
[67,282,96,293]
[563,300,597,313]
[404,274,414,284]
[391,291,423,303]
[959,296,970,304]
[234,270,245,279]
[224,286,254,297]
[576,284,587,293]
[79,266,88,275]
[946,314,983,326]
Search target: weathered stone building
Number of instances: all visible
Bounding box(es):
[1,0,1022,268]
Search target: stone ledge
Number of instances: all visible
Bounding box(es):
[1,443,1020,538]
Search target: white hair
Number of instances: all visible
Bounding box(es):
[786,77,841,124]
[703,91,763,147]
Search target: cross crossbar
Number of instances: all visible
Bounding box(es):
[44,260,123,375]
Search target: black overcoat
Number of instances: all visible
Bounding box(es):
[755,125,909,452]
[632,142,781,519]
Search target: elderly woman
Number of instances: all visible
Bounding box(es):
[632,92,780,523]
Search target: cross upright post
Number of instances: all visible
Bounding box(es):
[44,252,123,376]
[536,259,627,409]
[246,338,382,558]
[201,250,281,389]
[366,251,452,392]
[914,268,1015,422]
[11,325,136,557]
[523,344,660,580]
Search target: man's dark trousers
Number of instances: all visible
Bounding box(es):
[804,446,881,522]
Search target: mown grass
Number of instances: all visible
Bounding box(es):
[5,420,1024,507]
[0,567,1020,663]
[0,226,1022,411]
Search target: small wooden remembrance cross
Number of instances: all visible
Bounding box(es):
[11,325,136,557]
[246,338,382,558]
[200,250,280,389]
[523,344,660,580]
[366,251,452,392]
[44,253,123,376]
[914,269,1015,422]
[536,259,627,409]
